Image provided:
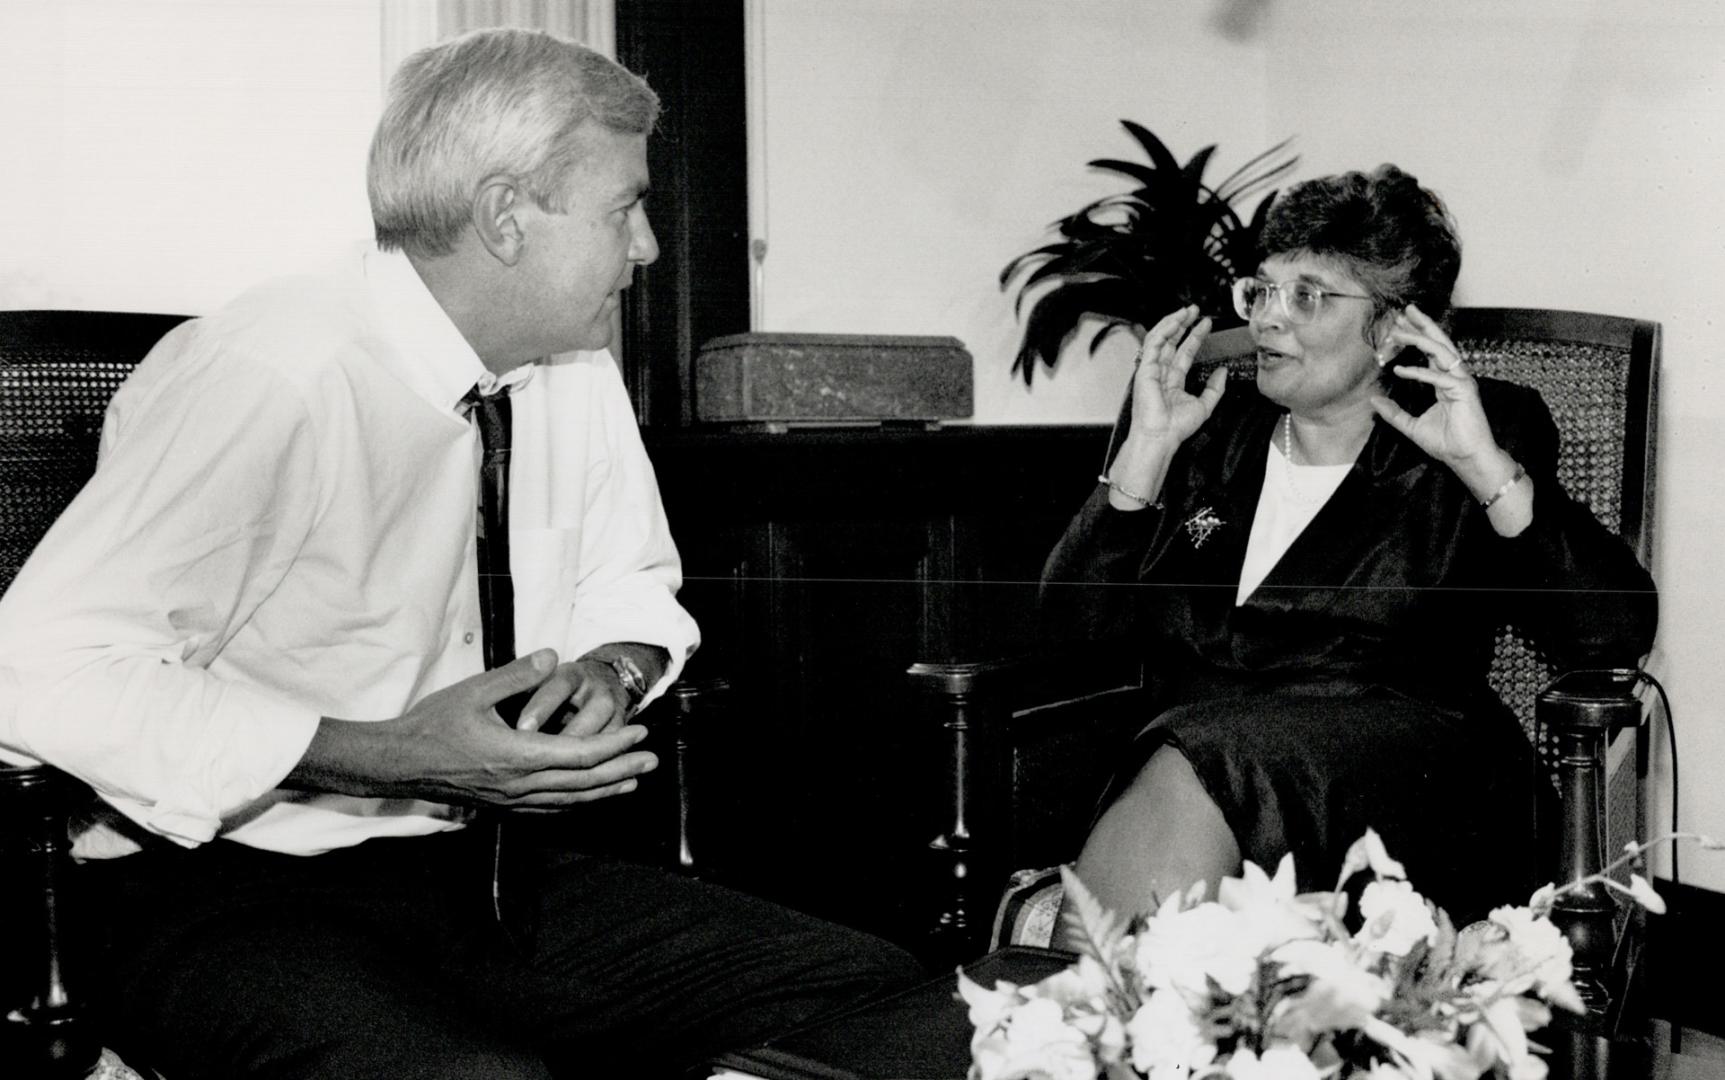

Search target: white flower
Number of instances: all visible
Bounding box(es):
[1218,854,1326,953]
[959,828,1708,1080]
[967,997,1099,1080]
[1337,828,1407,886]
[1127,988,1216,1078]
[1465,997,1550,1080]
[1626,873,1665,914]
[1483,906,1578,1010]
[1363,1018,1490,1080]
[1271,938,1391,1039]
[957,970,1022,1031]
[1029,953,1116,1009]
[1524,883,1558,918]
[1356,879,1440,957]
[1135,901,1261,998]
[1222,1043,1322,1080]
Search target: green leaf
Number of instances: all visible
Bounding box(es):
[1012,279,1147,383]
[1120,119,1182,175]
[1057,865,1129,969]
[1002,120,1297,384]
[1087,157,1163,191]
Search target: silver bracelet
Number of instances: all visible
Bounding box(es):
[1479,461,1527,509]
[1097,473,1161,509]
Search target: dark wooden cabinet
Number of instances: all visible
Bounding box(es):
[639,424,1113,952]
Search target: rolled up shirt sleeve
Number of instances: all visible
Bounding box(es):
[0,331,324,846]
[509,351,700,710]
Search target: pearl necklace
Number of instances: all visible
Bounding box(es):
[1281,413,1322,503]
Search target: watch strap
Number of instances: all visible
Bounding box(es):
[608,654,649,709]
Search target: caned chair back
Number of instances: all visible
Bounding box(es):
[1,310,192,595]
[1192,308,1660,755]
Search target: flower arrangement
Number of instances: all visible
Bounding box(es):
[959,830,1717,1080]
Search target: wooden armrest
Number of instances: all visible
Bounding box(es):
[1537,668,1645,735]
[659,676,730,876]
[1536,667,1651,1031]
[907,641,1145,963]
[907,639,1145,716]
[0,763,101,1078]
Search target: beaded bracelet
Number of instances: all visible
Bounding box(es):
[1479,461,1527,509]
[1097,474,1161,509]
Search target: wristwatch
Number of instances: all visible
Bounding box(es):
[607,654,650,712]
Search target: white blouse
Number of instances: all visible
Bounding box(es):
[1236,439,1352,605]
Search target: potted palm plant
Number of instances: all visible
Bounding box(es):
[1001,121,1297,384]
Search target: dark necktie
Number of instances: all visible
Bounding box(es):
[464,384,521,931]
[466,386,515,678]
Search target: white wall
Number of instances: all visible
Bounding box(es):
[754,0,1725,890]
[0,0,381,315]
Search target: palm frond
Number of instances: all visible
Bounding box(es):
[1212,137,1299,203]
[1087,158,1163,191]
[1003,121,1296,383]
[1011,278,1148,384]
[1119,119,1181,175]
[1180,145,1218,186]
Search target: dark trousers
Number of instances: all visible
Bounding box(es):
[83,828,922,1079]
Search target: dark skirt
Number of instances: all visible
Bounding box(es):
[1108,682,1549,926]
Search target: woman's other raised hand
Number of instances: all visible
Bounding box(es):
[1127,305,1230,449]
[1103,306,1229,512]
[1369,304,1498,467]
[1370,304,1531,532]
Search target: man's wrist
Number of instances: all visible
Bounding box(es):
[577,643,669,710]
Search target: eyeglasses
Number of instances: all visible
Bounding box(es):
[1231,277,1376,325]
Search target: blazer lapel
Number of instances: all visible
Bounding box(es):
[1245,377,1437,611]
[1162,402,1278,589]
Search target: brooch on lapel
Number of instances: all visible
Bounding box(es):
[1183,506,1225,549]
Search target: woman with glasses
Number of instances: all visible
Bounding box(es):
[1041,164,1657,933]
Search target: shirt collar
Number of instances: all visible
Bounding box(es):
[361,247,536,416]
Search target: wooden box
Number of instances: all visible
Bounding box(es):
[693,332,974,424]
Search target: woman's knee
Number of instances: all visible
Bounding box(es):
[1078,747,1240,891]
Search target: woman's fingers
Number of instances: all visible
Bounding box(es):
[1388,364,1470,393]
[1369,394,1419,437]
[1169,315,1212,380]
[1390,306,1465,373]
[1139,305,1202,363]
[1194,363,1229,414]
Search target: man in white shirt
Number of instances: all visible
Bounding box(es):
[0,28,917,1079]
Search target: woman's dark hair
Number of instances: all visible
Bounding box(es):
[1257,164,1461,324]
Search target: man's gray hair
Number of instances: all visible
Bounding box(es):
[368,28,659,258]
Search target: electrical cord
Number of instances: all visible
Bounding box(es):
[1634,670,1678,884]
[1635,668,1680,1053]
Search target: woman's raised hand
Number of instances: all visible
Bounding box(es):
[1126,305,1229,448]
[1370,305,1527,520]
[1369,305,1503,467]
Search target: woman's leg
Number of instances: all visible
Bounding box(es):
[1056,745,1240,948]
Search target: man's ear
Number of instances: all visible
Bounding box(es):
[472,175,526,266]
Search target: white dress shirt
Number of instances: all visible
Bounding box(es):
[0,248,699,857]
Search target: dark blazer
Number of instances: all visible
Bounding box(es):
[1041,376,1659,725]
